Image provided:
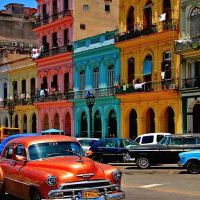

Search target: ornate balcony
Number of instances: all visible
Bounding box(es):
[38,45,73,58]
[115,20,179,43]
[34,10,73,28]
[175,36,200,53]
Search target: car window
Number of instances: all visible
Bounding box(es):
[141,136,154,144]
[15,144,26,157]
[135,137,141,144]
[159,136,168,145]
[169,138,183,145]
[183,137,197,145]
[79,140,90,147]
[157,135,165,143]
[2,145,13,159]
[197,138,200,144]
[103,139,116,148]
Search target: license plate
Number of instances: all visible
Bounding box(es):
[82,190,100,199]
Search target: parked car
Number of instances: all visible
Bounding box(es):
[0,135,125,200]
[76,137,99,153]
[0,133,40,155]
[128,134,200,169]
[134,132,171,145]
[178,150,200,174]
[87,138,137,163]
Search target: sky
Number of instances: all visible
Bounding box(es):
[0,0,37,10]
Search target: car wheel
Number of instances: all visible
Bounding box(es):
[136,157,150,169]
[32,189,41,200]
[187,161,200,174]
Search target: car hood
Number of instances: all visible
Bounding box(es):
[27,156,107,181]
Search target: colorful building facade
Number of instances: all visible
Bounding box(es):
[175,0,200,133]
[73,30,121,138]
[115,0,182,138]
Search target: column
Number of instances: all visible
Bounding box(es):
[26,77,31,97]
[138,117,146,135]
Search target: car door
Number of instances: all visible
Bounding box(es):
[7,144,29,199]
[165,137,184,163]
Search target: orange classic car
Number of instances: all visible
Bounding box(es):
[0,135,125,200]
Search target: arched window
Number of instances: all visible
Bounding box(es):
[190,7,200,38]
[143,0,152,29]
[127,6,134,31]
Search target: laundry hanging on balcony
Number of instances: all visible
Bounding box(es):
[142,60,152,75]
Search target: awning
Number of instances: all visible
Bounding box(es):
[143,60,152,75]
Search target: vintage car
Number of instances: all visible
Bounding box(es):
[178,150,200,174]
[87,138,137,163]
[128,134,200,169]
[0,135,125,200]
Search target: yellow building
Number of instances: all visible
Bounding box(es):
[8,57,38,133]
[115,0,182,138]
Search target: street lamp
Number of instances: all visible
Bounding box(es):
[6,99,15,127]
[85,91,95,138]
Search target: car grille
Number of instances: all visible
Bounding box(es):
[59,180,114,198]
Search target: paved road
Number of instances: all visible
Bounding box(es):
[115,163,200,200]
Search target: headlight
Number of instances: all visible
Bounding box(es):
[113,170,122,181]
[46,175,57,186]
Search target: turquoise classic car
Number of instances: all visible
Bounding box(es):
[178,150,200,174]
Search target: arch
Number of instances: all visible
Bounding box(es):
[127,6,134,31]
[54,113,60,129]
[108,109,117,138]
[129,109,138,139]
[128,57,135,84]
[94,110,102,138]
[64,112,71,136]
[193,103,200,133]
[143,0,152,29]
[23,114,27,133]
[32,113,37,133]
[80,111,87,137]
[146,108,155,133]
[164,106,175,134]
[43,114,49,130]
[14,115,19,128]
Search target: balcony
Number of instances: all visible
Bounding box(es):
[115,79,177,94]
[175,36,200,52]
[181,77,200,90]
[115,20,179,43]
[34,10,73,28]
[38,45,73,58]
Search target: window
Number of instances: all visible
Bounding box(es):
[190,7,200,38]
[83,5,89,11]
[105,5,110,12]
[157,135,165,143]
[93,68,99,89]
[170,138,183,145]
[141,136,154,144]
[3,145,13,159]
[80,70,85,90]
[108,65,114,87]
[183,137,196,145]
[64,28,69,45]
[15,144,26,157]
[135,137,141,144]
[80,24,86,30]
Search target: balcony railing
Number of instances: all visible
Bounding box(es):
[175,36,200,52]
[181,77,200,90]
[38,45,73,58]
[115,79,178,94]
[34,10,73,28]
[115,20,179,43]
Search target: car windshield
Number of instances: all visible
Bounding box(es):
[122,139,137,147]
[159,136,169,145]
[28,141,85,160]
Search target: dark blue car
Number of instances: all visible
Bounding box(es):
[0,133,40,155]
[87,138,137,163]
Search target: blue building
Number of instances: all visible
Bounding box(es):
[72,30,121,138]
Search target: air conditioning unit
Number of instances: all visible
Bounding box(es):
[12,42,18,47]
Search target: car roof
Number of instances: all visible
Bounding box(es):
[167,134,200,138]
[136,133,171,137]
[6,135,77,147]
[76,138,99,140]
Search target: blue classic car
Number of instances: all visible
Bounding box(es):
[179,150,200,174]
[87,138,137,163]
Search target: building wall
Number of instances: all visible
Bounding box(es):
[74,0,119,40]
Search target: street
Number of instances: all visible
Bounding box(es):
[3,164,200,200]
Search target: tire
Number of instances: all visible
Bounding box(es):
[32,189,41,200]
[187,161,200,174]
[136,157,150,169]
